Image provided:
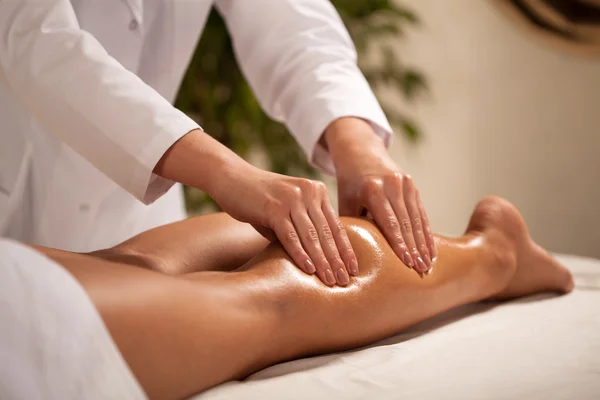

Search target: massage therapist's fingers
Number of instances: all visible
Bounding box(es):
[416,189,436,262]
[363,179,414,271]
[322,201,359,276]
[273,219,316,276]
[307,205,351,286]
[291,209,336,286]
[379,177,422,274]
[402,176,431,273]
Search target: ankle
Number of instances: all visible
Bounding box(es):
[476,229,518,296]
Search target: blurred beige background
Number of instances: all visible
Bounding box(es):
[325,0,600,258]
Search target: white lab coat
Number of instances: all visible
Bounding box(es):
[0,0,392,252]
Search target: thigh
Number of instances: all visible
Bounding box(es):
[103,212,269,274]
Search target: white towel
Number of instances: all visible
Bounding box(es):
[0,239,146,400]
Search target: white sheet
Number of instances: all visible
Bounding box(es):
[196,254,600,400]
[0,239,146,400]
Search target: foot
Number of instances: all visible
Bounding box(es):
[467,196,574,300]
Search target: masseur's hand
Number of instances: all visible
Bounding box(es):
[214,167,358,286]
[154,129,356,286]
[324,118,435,275]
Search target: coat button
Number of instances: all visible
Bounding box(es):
[129,19,139,30]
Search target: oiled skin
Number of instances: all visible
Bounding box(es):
[33,200,572,400]
[227,218,510,355]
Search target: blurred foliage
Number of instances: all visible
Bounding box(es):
[174,1,427,213]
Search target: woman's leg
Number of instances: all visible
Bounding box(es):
[38,197,573,400]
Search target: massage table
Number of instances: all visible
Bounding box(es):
[0,240,598,399]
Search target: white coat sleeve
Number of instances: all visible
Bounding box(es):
[215,0,393,175]
[0,0,200,204]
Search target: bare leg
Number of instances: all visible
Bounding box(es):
[37,197,573,399]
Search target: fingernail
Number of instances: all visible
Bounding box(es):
[403,252,414,268]
[430,245,437,259]
[304,259,316,274]
[325,269,336,285]
[416,257,427,273]
[349,259,359,276]
[425,266,434,276]
[424,254,432,268]
[336,269,350,286]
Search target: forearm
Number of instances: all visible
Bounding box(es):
[153,129,252,197]
[323,117,395,170]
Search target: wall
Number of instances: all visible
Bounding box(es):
[374,1,600,257]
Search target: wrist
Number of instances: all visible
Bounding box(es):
[209,157,259,200]
[323,117,388,166]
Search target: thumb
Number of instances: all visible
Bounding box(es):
[337,191,362,217]
[251,224,277,242]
